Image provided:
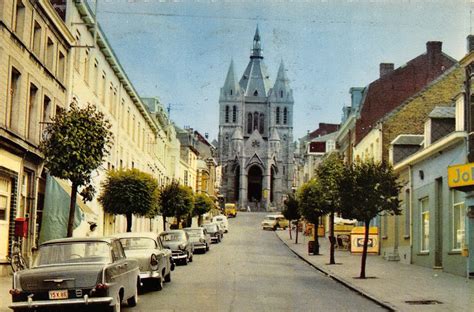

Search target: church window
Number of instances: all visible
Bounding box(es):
[232,105,237,122]
[253,90,258,96]
[253,112,259,131]
[276,107,280,124]
[225,105,229,122]
[280,90,283,98]
[259,114,264,134]
[283,107,288,124]
[230,89,233,95]
[247,113,252,134]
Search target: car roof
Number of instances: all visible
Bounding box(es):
[111,232,157,240]
[160,230,186,234]
[41,236,116,246]
[183,227,203,231]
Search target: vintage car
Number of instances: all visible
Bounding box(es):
[212,215,229,233]
[9,237,139,312]
[158,230,194,265]
[261,214,290,230]
[183,227,211,253]
[202,223,223,243]
[224,203,237,218]
[113,232,174,291]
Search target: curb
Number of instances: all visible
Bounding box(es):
[276,232,397,312]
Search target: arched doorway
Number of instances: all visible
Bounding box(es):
[233,165,240,202]
[247,165,263,203]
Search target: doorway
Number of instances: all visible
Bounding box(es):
[247,165,263,203]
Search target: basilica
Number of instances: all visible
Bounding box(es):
[218,27,294,211]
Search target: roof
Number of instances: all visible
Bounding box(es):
[428,106,455,118]
[391,135,424,146]
[311,131,338,143]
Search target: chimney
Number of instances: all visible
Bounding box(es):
[426,41,442,57]
[468,35,474,53]
[379,63,394,78]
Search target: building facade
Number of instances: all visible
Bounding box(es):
[218,27,294,211]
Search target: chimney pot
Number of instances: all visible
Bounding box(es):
[380,63,394,78]
[467,35,474,53]
[426,41,442,56]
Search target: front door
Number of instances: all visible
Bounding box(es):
[0,176,12,261]
[247,165,263,205]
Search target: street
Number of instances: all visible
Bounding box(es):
[124,212,387,312]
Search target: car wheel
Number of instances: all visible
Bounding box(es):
[164,271,171,283]
[206,244,209,252]
[183,256,189,265]
[189,252,193,262]
[153,277,164,291]
[127,283,139,306]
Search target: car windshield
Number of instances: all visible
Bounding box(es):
[35,242,111,267]
[215,218,223,221]
[204,224,218,232]
[120,237,156,250]
[265,216,276,221]
[185,229,202,237]
[161,232,185,241]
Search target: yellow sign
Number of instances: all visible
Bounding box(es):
[447,163,474,188]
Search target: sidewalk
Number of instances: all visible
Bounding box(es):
[276,230,473,312]
[0,275,11,312]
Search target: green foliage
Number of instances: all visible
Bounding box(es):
[282,193,300,221]
[99,168,160,218]
[314,153,345,214]
[193,193,213,217]
[297,179,325,224]
[40,102,113,188]
[159,182,194,219]
[339,160,402,222]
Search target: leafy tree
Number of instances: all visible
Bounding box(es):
[40,102,112,237]
[315,152,345,264]
[159,182,194,229]
[193,193,213,226]
[282,193,300,242]
[339,160,401,278]
[297,179,325,255]
[99,169,160,232]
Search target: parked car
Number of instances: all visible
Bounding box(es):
[113,232,173,291]
[212,215,229,233]
[202,223,224,243]
[261,214,289,230]
[159,230,194,265]
[9,237,139,312]
[184,227,211,253]
[224,203,237,218]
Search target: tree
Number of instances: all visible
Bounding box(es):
[193,193,213,226]
[99,169,160,232]
[40,102,112,237]
[282,193,300,242]
[297,179,325,255]
[339,160,401,278]
[315,152,345,264]
[159,182,194,229]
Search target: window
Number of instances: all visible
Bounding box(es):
[46,38,55,71]
[225,106,229,123]
[57,51,65,82]
[276,107,280,124]
[92,60,98,93]
[253,112,259,131]
[109,85,114,114]
[55,105,64,117]
[0,177,11,221]
[121,99,125,129]
[230,89,233,96]
[232,106,237,123]
[8,67,21,129]
[420,197,429,252]
[32,21,42,56]
[247,113,252,134]
[14,0,25,37]
[404,189,410,238]
[27,83,38,141]
[280,90,283,98]
[100,72,106,103]
[74,31,81,71]
[253,90,258,96]
[259,113,264,134]
[132,115,136,141]
[283,107,288,124]
[452,190,465,250]
[84,49,90,84]
[42,95,51,124]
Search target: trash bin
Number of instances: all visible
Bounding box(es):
[308,240,319,255]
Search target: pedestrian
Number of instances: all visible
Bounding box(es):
[247,205,251,212]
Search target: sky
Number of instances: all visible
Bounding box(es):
[93,0,472,141]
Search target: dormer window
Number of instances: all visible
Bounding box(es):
[253,90,258,96]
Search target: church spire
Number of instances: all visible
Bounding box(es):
[251,25,263,59]
[222,59,241,97]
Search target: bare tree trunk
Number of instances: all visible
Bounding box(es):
[295,221,299,244]
[67,182,78,237]
[126,212,132,232]
[289,219,292,240]
[163,215,167,232]
[329,212,335,264]
[360,220,370,278]
[313,220,320,255]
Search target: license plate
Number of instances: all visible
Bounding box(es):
[49,290,68,300]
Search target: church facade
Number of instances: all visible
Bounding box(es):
[218,27,294,211]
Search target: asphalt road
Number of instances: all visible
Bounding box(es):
[124,212,387,312]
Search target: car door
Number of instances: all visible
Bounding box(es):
[112,240,134,299]
[157,238,170,273]
[154,239,167,275]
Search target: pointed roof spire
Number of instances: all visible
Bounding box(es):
[251,25,263,59]
[223,59,241,94]
[272,59,290,97]
[276,60,288,82]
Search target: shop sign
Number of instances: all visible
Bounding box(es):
[448,163,474,188]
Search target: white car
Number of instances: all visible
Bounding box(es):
[212,215,229,233]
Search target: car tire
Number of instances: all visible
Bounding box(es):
[189,252,193,262]
[183,256,189,265]
[206,244,209,251]
[164,271,171,283]
[127,283,139,306]
[153,277,164,291]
